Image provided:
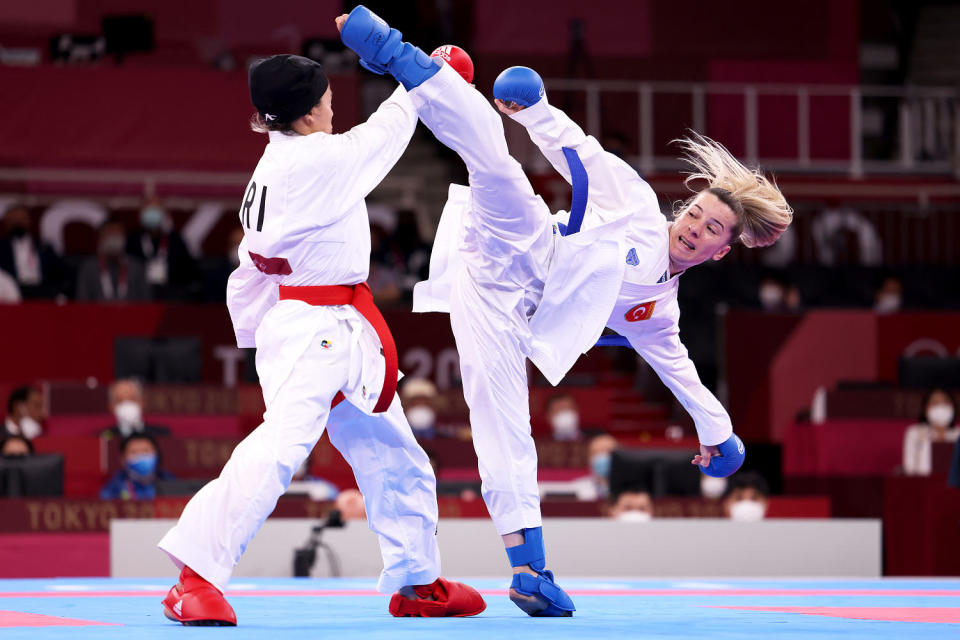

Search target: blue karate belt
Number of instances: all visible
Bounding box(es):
[558,147,631,351]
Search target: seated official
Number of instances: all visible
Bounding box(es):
[100,379,171,440]
[100,433,174,500]
[903,388,959,476]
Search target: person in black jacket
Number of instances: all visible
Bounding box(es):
[0,206,67,299]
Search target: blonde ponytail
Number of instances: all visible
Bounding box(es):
[674,133,793,248]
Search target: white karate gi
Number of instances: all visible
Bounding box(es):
[410,64,732,536]
[158,86,441,594]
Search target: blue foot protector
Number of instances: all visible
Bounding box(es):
[699,433,746,478]
[505,527,575,617]
[493,66,545,107]
[339,5,439,90]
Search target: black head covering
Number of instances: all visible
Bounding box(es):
[249,54,329,125]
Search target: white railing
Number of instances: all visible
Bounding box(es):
[543,79,960,178]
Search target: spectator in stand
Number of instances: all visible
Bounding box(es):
[722,471,769,521]
[0,206,67,299]
[100,379,171,440]
[783,284,802,312]
[76,218,150,301]
[874,275,904,314]
[286,450,340,501]
[126,200,200,300]
[609,486,654,521]
[100,432,174,500]
[950,437,960,489]
[392,209,432,300]
[335,488,366,520]
[1,434,34,457]
[203,226,245,303]
[757,275,786,312]
[700,474,727,500]
[400,378,440,440]
[368,217,403,307]
[0,267,20,302]
[569,434,619,500]
[903,388,959,476]
[546,392,581,441]
[3,385,45,440]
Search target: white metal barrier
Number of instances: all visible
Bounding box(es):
[543,79,960,178]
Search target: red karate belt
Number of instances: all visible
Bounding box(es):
[278,282,397,414]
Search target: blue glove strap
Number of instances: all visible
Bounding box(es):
[505,526,546,571]
[700,433,746,478]
[358,58,388,75]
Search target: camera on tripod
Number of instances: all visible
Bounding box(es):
[293,509,346,577]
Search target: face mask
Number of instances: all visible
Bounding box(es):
[126,453,157,480]
[875,293,901,314]
[17,416,43,440]
[550,409,579,440]
[758,283,783,310]
[927,405,955,428]
[590,452,611,478]
[729,499,766,522]
[141,207,166,230]
[406,406,436,431]
[114,401,143,431]
[616,510,652,523]
[99,234,125,257]
[700,475,727,499]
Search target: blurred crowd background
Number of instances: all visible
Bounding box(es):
[0,0,959,578]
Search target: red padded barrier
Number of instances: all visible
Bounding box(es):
[0,533,110,578]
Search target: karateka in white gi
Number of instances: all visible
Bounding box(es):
[339,4,792,618]
[156,52,485,626]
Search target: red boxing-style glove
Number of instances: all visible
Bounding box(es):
[429,45,474,84]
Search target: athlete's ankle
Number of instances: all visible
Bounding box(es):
[398,583,437,601]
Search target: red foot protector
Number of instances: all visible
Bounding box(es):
[162,566,237,626]
[389,577,486,617]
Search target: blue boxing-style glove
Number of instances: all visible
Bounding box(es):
[699,433,746,478]
[493,66,545,108]
[339,5,440,90]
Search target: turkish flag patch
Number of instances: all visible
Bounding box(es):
[625,300,656,322]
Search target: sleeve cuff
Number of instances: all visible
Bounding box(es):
[509,97,554,130]
[235,331,257,349]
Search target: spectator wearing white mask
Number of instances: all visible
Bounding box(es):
[101,379,171,440]
[3,385,45,440]
[400,378,439,440]
[546,393,580,441]
[722,471,769,522]
[903,388,959,476]
[609,487,654,522]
